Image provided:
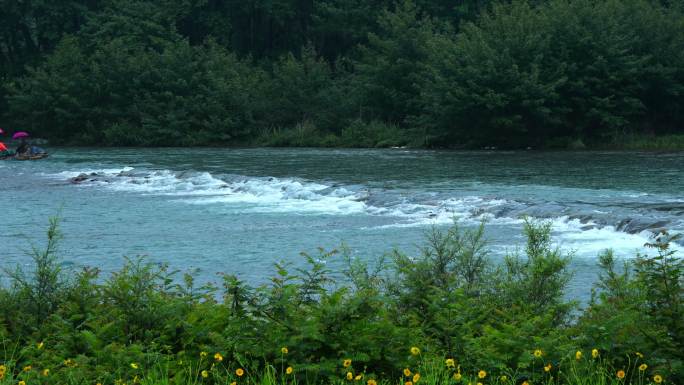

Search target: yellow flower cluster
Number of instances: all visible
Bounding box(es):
[2,343,670,385]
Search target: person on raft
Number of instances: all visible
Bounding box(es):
[0,140,11,157]
[15,138,30,156]
[0,129,12,157]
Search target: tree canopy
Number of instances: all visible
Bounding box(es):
[1,0,682,147]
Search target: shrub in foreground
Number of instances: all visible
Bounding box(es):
[0,218,681,384]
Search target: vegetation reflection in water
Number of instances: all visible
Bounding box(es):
[0,217,681,385]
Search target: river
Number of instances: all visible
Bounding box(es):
[2,148,682,302]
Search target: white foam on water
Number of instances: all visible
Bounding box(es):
[365,196,518,229]
[180,177,367,215]
[50,166,135,179]
[47,167,368,215]
[549,216,678,258]
[44,167,682,257]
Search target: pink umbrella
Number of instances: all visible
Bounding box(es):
[12,131,29,140]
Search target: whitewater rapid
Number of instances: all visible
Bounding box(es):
[45,166,681,258]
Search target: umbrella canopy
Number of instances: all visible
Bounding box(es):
[12,131,29,140]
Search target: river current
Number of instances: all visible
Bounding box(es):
[2,148,682,301]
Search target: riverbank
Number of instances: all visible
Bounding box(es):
[1,218,682,385]
[36,129,684,151]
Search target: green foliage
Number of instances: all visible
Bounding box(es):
[577,232,684,379]
[339,120,409,148]
[2,0,684,148]
[0,216,70,336]
[1,219,683,384]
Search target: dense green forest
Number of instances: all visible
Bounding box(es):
[1,0,683,148]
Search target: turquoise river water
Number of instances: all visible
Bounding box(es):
[1,148,683,301]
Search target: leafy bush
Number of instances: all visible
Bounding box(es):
[1,218,681,384]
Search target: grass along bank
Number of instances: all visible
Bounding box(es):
[1,218,682,385]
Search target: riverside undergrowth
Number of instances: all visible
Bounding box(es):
[0,218,681,385]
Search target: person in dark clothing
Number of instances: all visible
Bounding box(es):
[16,139,30,155]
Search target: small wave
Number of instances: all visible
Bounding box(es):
[548,216,679,257]
[45,166,683,253]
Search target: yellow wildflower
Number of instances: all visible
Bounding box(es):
[19,381,26,385]
[236,368,244,377]
[446,358,455,368]
[477,383,483,385]
[575,351,582,360]
[500,375,508,382]
[355,374,363,381]
[42,369,50,376]
[544,363,552,372]
[130,363,139,370]
[453,373,462,381]
[37,342,44,350]
[654,375,663,383]
[413,373,420,383]
[346,372,353,380]
[478,370,487,379]
[410,347,420,356]
[639,364,648,371]
[231,382,237,385]
[636,352,644,358]
[0,364,6,373]
[200,351,208,358]
[617,370,625,379]
[405,382,413,385]
[281,347,289,354]
[344,359,352,368]
[201,370,208,378]
[367,380,377,385]
[522,382,529,385]
[534,349,543,358]
[214,353,223,362]
[403,368,411,377]
[592,349,599,358]
[286,367,293,375]
[23,366,32,372]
